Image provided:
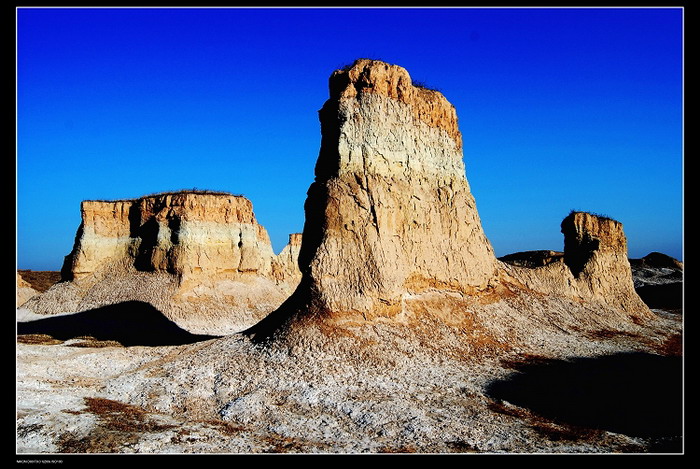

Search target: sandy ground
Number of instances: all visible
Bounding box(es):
[15,297,683,455]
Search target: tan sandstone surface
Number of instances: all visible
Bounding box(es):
[16,59,682,454]
[16,273,39,307]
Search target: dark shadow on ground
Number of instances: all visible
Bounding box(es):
[486,352,683,452]
[636,282,683,311]
[17,301,218,347]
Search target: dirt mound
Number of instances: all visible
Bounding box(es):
[630,252,683,270]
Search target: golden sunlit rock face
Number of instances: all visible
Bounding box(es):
[64,193,273,280]
[298,59,500,319]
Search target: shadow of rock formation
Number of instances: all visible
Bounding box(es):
[636,283,683,311]
[17,301,218,347]
[486,352,683,452]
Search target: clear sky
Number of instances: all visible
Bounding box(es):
[16,7,683,271]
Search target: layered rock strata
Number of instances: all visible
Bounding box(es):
[271,233,303,291]
[22,191,302,334]
[62,192,276,281]
[300,59,500,318]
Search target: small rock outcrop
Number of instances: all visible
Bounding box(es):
[502,211,652,315]
[629,252,683,311]
[563,211,653,314]
[630,252,683,272]
[16,273,39,307]
[22,191,302,334]
[499,250,564,268]
[271,233,303,292]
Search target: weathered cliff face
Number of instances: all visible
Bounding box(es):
[63,193,275,281]
[271,233,303,293]
[16,273,39,307]
[561,212,650,312]
[25,191,301,334]
[297,59,499,319]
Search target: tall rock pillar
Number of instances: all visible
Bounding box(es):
[295,59,499,319]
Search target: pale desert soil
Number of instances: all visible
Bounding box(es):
[15,296,683,455]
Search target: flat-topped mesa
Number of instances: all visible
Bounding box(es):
[291,59,500,321]
[26,190,295,334]
[62,191,274,281]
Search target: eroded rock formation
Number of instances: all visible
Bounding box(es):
[271,233,303,291]
[502,211,651,315]
[299,59,499,318]
[247,59,652,341]
[62,192,275,281]
[23,59,654,343]
[16,273,39,307]
[23,191,302,334]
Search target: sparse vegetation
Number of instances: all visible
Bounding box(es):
[488,400,604,443]
[195,419,245,436]
[378,445,419,453]
[658,333,682,357]
[17,334,64,345]
[67,337,124,348]
[57,397,178,453]
[337,58,388,71]
[83,397,175,433]
[87,188,244,203]
[411,79,441,92]
[567,209,618,223]
[444,440,480,453]
[530,420,603,442]
[261,433,313,453]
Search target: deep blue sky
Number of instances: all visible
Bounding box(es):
[17,7,683,270]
